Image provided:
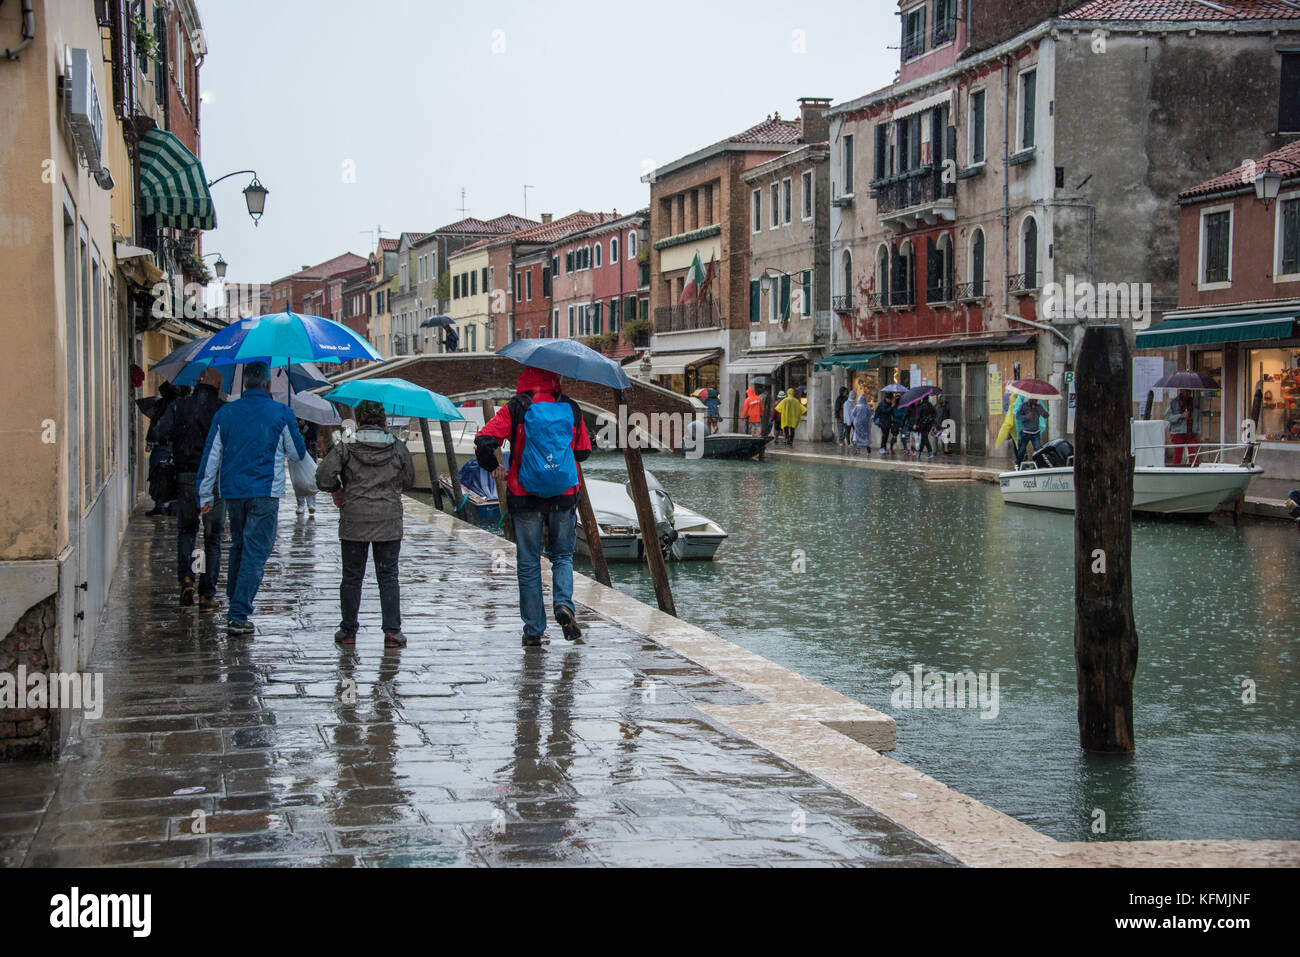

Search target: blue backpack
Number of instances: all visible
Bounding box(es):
[509,393,579,498]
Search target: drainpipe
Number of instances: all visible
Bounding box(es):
[1003,313,1071,367]
[2,0,35,60]
[1002,54,1011,331]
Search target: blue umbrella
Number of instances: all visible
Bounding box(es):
[149,337,210,382]
[323,378,464,421]
[881,383,908,394]
[191,309,381,368]
[498,337,631,391]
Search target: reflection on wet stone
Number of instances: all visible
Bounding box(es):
[1,501,955,867]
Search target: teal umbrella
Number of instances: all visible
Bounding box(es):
[323,378,464,421]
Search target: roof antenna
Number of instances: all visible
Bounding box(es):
[457,188,470,217]
[523,184,534,219]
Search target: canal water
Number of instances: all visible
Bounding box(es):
[565,452,1300,844]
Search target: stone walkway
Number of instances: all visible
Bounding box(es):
[0,500,954,868]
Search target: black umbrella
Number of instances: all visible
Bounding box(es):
[1154,370,1219,390]
[899,384,937,408]
[135,396,164,419]
[420,314,455,328]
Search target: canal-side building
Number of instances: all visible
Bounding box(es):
[740,136,833,438]
[1138,140,1300,480]
[366,237,399,359]
[583,210,651,359]
[645,105,818,405]
[0,0,212,757]
[386,232,430,356]
[824,0,1300,457]
[447,241,493,354]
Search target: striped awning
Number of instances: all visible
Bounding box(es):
[814,351,883,371]
[138,129,217,230]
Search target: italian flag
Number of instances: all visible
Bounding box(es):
[679,252,706,304]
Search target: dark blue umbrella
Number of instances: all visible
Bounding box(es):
[148,337,209,382]
[900,384,937,408]
[190,309,381,368]
[498,337,631,391]
[420,315,455,328]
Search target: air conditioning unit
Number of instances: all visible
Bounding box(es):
[63,49,107,177]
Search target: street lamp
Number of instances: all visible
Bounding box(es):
[206,170,270,226]
[202,252,227,279]
[1254,158,1300,209]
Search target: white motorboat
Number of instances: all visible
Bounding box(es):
[400,410,484,492]
[998,423,1262,516]
[575,473,727,562]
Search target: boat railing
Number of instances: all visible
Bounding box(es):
[1131,440,1260,467]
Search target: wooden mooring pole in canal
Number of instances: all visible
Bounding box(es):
[1073,325,1139,753]
[617,388,676,617]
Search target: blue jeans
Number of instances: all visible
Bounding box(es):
[224,497,279,621]
[1016,431,1042,466]
[176,472,225,596]
[513,509,577,639]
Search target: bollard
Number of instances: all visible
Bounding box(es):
[1073,326,1139,753]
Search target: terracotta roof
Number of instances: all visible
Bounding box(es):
[435,214,538,235]
[379,238,399,251]
[1064,0,1300,21]
[403,232,432,245]
[283,252,368,281]
[493,210,619,246]
[485,214,538,232]
[1181,138,1300,199]
[730,114,803,145]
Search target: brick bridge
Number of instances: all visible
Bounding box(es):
[325,354,698,451]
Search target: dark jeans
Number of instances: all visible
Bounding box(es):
[1016,430,1042,466]
[176,472,225,596]
[340,539,402,634]
[917,430,933,454]
[225,497,279,621]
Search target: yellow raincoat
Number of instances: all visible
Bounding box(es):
[775,393,806,431]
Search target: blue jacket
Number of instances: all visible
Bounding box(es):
[198,389,307,505]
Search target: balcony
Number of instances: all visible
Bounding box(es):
[932,17,957,48]
[832,294,854,314]
[872,168,956,232]
[1007,272,1040,295]
[925,282,954,306]
[902,34,925,62]
[953,279,987,302]
[654,300,722,333]
[889,287,916,308]
[864,292,887,313]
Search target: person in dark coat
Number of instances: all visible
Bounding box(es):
[156,369,226,608]
[315,400,415,648]
[916,393,937,459]
[296,418,319,515]
[873,393,895,454]
[145,381,182,515]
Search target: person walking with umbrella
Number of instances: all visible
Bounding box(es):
[197,361,308,637]
[916,391,937,459]
[873,391,896,454]
[474,366,593,647]
[1014,396,1049,467]
[315,400,415,648]
[1165,388,1202,466]
[296,418,319,516]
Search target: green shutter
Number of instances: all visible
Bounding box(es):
[750,280,760,323]
[780,275,791,319]
[802,270,811,316]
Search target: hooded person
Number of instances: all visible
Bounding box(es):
[741,385,764,436]
[850,393,874,456]
[775,389,805,444]
[475,366,593,647]
[315,399,416,648]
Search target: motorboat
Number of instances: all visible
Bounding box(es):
[683,424,773,459]
[575,473,728,562]
[998,422,1262,516]
[401,408,484,492]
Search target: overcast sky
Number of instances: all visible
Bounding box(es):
[199,0,898,286]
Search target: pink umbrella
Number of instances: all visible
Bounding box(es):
[1006,378,1061,400]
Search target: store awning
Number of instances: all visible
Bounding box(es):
[728,353,806,376]
[138,129,217,230]
[646,350,721,376]
[115,243,165,288]
[1136,311,1298,349]
[814,351,883,371]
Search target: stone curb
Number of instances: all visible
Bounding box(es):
[402,496,1300,868]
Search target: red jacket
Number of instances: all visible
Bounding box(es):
[475,366,592,507]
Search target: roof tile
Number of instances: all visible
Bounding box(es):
[1064,0,1300,21]
[1181,138,1300,199]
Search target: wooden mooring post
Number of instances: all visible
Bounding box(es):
[479,399,512,542]
[575,462,611,587]
[1073,326,1139,753]
[417,416,444,511]
[617,388,676,616]
[439,419,464,513]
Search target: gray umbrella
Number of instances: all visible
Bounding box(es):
[420,315,455,328]
[1154,370,1219,390]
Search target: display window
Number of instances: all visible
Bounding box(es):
[1246,344,1300,442]
[1192,349,1223,445]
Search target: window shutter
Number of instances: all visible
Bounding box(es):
[926,237,938,300]
[1282,54,1300,132]
[946,126,957,168]
[566,250,573,272]
[1282,199,1299,275]
[749,280,760,323]
[594,301,603,334]
[801,270,811,316]
[780,274,790,319]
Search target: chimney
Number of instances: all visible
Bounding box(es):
[798,97,832,144]
[541,213,552,224]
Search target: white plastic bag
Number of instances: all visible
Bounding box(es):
[288,453,318,498]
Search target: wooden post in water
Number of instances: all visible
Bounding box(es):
[439,420,464,512]
[1073,326,1139,753]
[479,398,512,541]
[575,462,611,587]
[617,388,676,616]
[418,416,444,510]
[732,390,741,433]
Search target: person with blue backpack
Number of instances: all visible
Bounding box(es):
[475,366,593,648]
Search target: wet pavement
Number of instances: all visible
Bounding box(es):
[0,499,956,867]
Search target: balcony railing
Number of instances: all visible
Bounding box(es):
[874,168,956,217]
[952,279,986,301]
[832,294,854,314]
[864,292,887,313]
[653,299,722,333]
[1007,271,1040,294]
[933,17,957,47]
[926,283,954,305]
[890,287,916,308]
[902,34,925,61]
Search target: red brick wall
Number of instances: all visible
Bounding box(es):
[0,596,56,758]
[969,0,1075,53]
[1178,195,1300,307]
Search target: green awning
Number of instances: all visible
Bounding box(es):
[814,351,883,371]
[138,129,217,230]
[1136,311,1297,349]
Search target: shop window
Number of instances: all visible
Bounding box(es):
[1247,347,1300,442]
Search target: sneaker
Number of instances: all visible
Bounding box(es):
[308,506,315,515]
[383,630,407,648]
[198,594,219,612]
[554,606,582,642]
[179,578,196,606]
[521,633,544,647]
[226,618,254,637]
[334,627,356,645]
